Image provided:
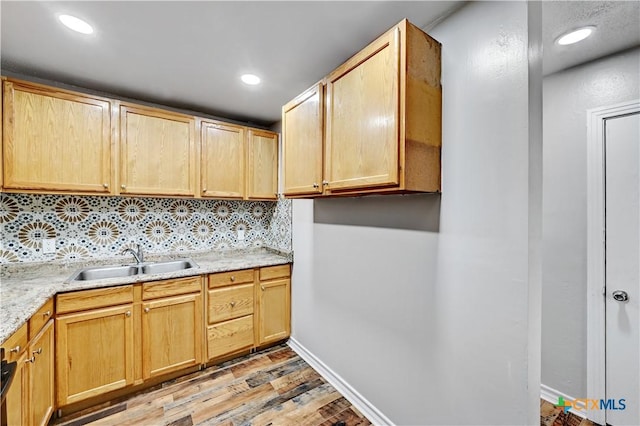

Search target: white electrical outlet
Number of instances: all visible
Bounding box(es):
[237,229,245,241]
[42,238,56,254]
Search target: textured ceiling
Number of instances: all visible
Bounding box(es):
[542,0,640,75]
[1,1,638,125]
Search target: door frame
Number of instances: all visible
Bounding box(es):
[586,99,640,425]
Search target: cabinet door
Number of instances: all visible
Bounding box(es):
[325,27,400,191]
[4,350,28,426]
[29,319,54,426]
[120,104,195,196]
[247,130,278,200]
[142,293,202,379]
[257,278,290,345]
[282,83,324,196]
[2,80,112,193]
[56,304,134,406]
[201,121,245,199]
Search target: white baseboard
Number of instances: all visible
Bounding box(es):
[288,337,394,426]
[540,384,587,419]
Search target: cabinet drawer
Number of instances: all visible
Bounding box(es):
[208,269,254,288]
[57,285,134,314]
[1,322,28,363]
[29,298,54,337]
[259,264,290,281]
[207,315,253,360]
[208,284,253,323]
[142,276,201,300]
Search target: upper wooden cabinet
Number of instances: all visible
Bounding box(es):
[2,80,112,193]
[0,78,279,199]
[282,83,324,196]
[200,120,245,199]
[282,19,441,197]
[119,104,196,197]
[247,129,278,200]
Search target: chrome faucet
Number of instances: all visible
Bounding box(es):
[122,244,144,264]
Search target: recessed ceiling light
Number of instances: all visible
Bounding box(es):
[556,26,595,46]
[58,14,94,35]
[241,74,261,85]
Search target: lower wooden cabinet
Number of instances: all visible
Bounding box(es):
[1,265,291,416]
[29,319,55,426]
[56,304,135,406]
[207,315,254,360]
[55,278,204,407]
[256,269,291,346]
[142,292,202,379]
[206,275,255,361]
[2,311,55,426]
[4,350,28,426]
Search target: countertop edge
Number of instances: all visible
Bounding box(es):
[1,254,291,345]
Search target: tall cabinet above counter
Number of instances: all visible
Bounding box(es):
[282,19,442,198]
[1,77,278,201]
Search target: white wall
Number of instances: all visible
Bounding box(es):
[542,47,640,397]
[291,2,541,424]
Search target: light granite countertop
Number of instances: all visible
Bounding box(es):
[0,248,292,344]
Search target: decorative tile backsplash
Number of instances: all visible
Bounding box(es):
[0,193,292,263]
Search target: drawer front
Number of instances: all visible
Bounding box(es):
[207,315,253,360]
[142,276,202,300]
[259,264,290,281]
[57,285,134,314]
[1,322,28,362]
[29,298,54,337]
[208,269,254,289]
[208,284,253,323]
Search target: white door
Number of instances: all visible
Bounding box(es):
[605,111,640,426]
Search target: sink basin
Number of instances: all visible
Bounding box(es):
[68,258,198,281]
[141,259,197,275]
[70,265,140,281]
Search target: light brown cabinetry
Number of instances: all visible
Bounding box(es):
[56,301,135,405]
[28,319,55,426]
[2,80,112,193]
[141,277,203,379]
[256,265,291,345]
[119,104,196,197]
[200,120,245,199]
[1,77,280,199]
[55,279,204,407]
[206,272,255,360]
[4,350,28,426]
[1,300,55,426]
[282,83,324,196]
[282,19,441,197]
[247,130,278,200]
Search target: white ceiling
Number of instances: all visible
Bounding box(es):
[542,0,640,76]
[0,1,463,126]
[1,1,639,126]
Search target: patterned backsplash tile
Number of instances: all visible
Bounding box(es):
[0,193,292,263]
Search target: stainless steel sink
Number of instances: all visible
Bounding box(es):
[68,258,198,281]
[69,265,140,281]
[141,259,197,275]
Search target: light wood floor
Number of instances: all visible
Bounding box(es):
[53,344,371,426]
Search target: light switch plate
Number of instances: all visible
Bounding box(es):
[237,229,245,241]
[42,238,56,254]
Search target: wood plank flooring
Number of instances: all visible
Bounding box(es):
[53,344,371,426]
